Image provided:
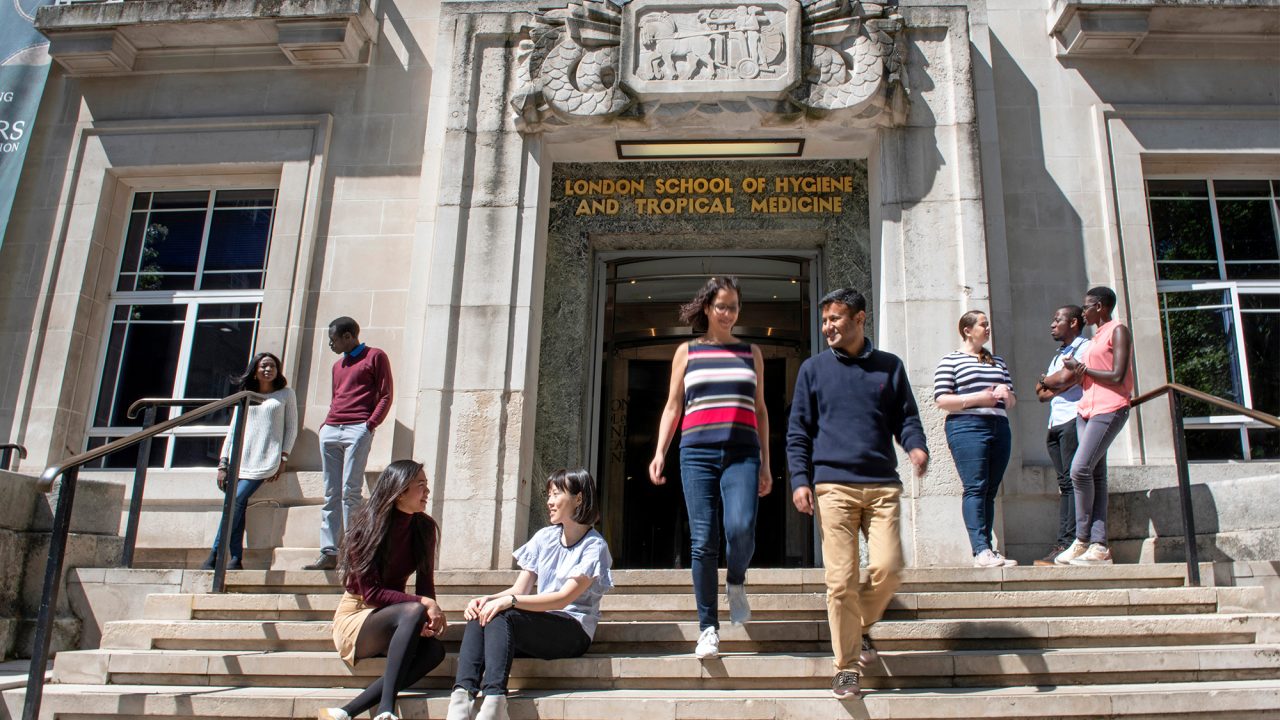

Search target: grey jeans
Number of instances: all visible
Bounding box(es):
[319,422,374,554]
[1070,407,1129,544]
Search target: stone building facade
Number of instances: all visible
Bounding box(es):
[0,0,1277,569]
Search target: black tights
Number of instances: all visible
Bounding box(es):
[343,601,445,717]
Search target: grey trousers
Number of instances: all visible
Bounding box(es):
[319,422,374,555]
[1070,407,1129,544]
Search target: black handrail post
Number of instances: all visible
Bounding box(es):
[1169,392,1201,587]
[213,396,249,593]
[22,466,78,720]
[1,448,9,471]
[122,405,158,567]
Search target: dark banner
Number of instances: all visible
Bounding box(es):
[0,0,56,252]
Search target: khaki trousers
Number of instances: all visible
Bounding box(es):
[816,482,904,673]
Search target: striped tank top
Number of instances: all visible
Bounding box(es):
[679,341,760,450]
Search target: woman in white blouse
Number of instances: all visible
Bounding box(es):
[204,352,297,570]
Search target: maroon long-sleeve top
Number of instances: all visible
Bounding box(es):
[325,345,394,430]
[344,510,436,607]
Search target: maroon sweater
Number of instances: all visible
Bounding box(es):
[325,345,393,429]
[345,510,437,607]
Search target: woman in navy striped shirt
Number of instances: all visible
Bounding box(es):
[649,276,771,660]
[933,310,1018,568]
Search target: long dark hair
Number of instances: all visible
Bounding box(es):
[234,352,287,392]
[340,459,439,589]
[958,311,995,366]
[678,276,741,333]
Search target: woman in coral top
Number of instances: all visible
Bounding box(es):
[1057,286,1134,566]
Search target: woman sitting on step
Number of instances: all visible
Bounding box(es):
[446,468,614,720]
[320,459,447,720]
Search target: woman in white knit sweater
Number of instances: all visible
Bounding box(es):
[204,352,298,570]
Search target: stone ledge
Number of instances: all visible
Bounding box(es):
[35,0,379,75]
[1048,0,1280,58]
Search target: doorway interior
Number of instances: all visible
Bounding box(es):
[591,252,820,569]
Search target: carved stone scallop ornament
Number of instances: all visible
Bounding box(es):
[512,0,909,132]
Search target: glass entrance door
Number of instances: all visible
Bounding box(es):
[594,254,817,568]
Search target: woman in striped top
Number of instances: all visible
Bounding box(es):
[933,310,1019,568]
[649,276,771,660]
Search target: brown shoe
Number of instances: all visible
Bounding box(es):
[304,553,338,570]
[1034,545,1066,566]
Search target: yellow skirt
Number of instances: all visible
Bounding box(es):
[332,592,376,665]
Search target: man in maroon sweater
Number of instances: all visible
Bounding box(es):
[305,316,394,570]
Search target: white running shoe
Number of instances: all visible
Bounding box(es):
[1054,539,1089,565]
[1069,543,1114,566]
[727,583,751,625]
[446,687,476,720]
[474,695,507,720]
[317,710,350,720]
[694,626,720,659]
[992,550,1018,567]
[973,549,1004,568]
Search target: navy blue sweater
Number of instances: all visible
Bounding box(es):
[787,341,928,489]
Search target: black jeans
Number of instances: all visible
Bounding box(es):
[1045,420,1079,547]
[453,609,591,696]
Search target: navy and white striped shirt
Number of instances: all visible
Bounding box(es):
[933,351,1015,418]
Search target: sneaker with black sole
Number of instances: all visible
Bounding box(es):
[303,553,338,571]
[1034,545,1066,566]
[831,670,861,699]
[859,634,878,665]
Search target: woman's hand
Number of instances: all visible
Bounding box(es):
[991,384,1012,403]
[421,598,447,637]
[268,461,285,482]
[476,595,514,626]
[463,595,488,621]
[216,468,228,492]
[757,465,772,497]
[649,456,667,486]
[1063,356,1085,378]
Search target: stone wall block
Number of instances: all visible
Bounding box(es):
[0,471,39,531]
[469,131,528,208]
[32,477,124,535]
[907,494,975,566]
[442,389,506,502]
[451,306,515,391]
[459,207,521,307]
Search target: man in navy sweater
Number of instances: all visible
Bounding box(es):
[787,288,929,700]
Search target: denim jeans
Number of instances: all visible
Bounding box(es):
[679,444,760,630]
[319,422,374,555]
[944,414,1012,555]
[1071,408,1129,544]
[453,610,590,696]
[210,477,265,563]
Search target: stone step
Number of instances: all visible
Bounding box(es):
[142,585,1263,622]
[222,563,1204,595]
[49,644,1280,690]
[98,613,1280,654]
[9,680,1280,719]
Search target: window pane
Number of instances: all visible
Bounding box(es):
[1149,198,1218,280]
[1214,180,1271,198]
[1160,291,1245,417]
[171,436,225,468]
[1147,179,1208,198]
[131,192,151,211]
[117,214,150,291]
[85,436,169,469]
[1240,295,1279,416]
[1248,429,1280,461]
[1217,198,1279,279]
[150,191,209,210]
[1185,429,1244,461]
[136,212,206,290]
[93,304,187,427]
[200,272,265,290]
[202,207,273,274]
[182,303,260,425]
[215,189,276,208]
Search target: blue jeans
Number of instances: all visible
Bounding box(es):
[679,445,760,630]
[944,414,1012,555]
[211,477,265,563]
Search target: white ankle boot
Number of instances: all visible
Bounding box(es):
[474,694,508,720]
[446,688,476,720]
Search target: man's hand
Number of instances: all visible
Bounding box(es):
[758,466,772,497]
[792,486,814,515]
[909,448,929,477]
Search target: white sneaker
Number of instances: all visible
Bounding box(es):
[1054,539,1089,565]
[446,687,476,720]
[973,549,1004,568]
[727,583,751,625]
[318,710,350,720]
[474,694,508,720]
[1069,543,1114,566]
[372,713,399,720]
[694,626,720,659]
[992,550,1018,567]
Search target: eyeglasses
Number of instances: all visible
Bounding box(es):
[712,303,740,313]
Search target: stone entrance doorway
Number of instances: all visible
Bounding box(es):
[594,254,817,568]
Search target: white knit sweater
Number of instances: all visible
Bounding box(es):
[220,388,298,480]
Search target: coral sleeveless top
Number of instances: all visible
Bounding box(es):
[679,341,760,450]
[1077,320,1134,419]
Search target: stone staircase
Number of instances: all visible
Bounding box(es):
[6,565,1280,719]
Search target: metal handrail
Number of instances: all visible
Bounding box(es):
[0,443,26,472]
[1128,383,1280,588]
[126,397,223,420]
[25,391,265,720]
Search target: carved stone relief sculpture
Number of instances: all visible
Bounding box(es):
[512,0,909,131]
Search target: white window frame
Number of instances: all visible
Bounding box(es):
[1148,176,1280,459]
[86,187,276,468]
